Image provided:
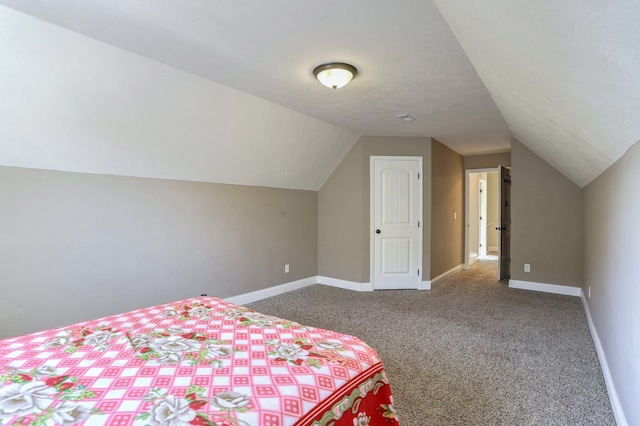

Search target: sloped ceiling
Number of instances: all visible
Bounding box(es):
[1,2,638,189]
[0,7,357,191]
[434,0,640,187]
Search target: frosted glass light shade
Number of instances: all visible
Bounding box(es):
[313,63,358,90]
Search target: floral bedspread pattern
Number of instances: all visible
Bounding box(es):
[0,297,398,425]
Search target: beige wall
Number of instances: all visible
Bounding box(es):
[0,166,317,338]
[430,140,464,278]
[318,136,432,283]
[317,143,365,282]
[463,152,511,170]
[510,140,583,286]
[584,140,640,426]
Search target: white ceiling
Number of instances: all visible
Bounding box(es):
[1,1,639,188]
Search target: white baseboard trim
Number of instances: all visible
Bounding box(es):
[508,279,581,297]
[430,264,463,286]
[580,293,628,426]
[225,276,317,306]
[320,276,431,291]
[317,276,373,292]
[469,256,479,266]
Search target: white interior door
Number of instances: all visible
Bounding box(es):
[371,157,422,290]
[479,177,487,257]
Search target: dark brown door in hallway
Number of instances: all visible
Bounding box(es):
[498,165,511,280]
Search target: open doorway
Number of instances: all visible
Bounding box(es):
[464,168,501,278]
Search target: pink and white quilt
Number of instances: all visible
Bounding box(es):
[0,296,399,425]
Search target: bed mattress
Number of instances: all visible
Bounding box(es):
[0,296,398,425]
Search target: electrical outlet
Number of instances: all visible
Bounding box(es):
[284,264,290,273]
[524,263,530,272]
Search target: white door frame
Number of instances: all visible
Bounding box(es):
[370,156,423,290]
[464,168,499,270]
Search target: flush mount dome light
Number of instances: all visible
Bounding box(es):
[313,62,358,90]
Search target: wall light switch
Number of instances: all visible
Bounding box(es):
[524,263,531,272]
[454,212,457,219]
[284,264,290,273]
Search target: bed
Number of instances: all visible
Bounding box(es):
[0,296,398,425]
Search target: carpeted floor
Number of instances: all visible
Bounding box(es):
[247,261,615,425]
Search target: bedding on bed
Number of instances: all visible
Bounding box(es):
[0,296,398,425]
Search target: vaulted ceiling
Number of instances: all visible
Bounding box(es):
[1,1,638,189]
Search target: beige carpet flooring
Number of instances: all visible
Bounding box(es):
[247,261,615,425]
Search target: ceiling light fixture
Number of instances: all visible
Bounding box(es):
[313,62,358,90]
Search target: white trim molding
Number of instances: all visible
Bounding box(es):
[431,264,463,286]
[508,279,581,297]
[225,275,377,306]
[580,293,629,426]
[419,281,431,290]
[225,276,317,305]
[317,276,373,292]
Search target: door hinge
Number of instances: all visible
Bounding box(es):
[418,221,420,227]
[480,216,483,220]
[418,172,420,179]
[480,189,483,193]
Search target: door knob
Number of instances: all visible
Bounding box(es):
[496,227,506,231]
[376,229,381,234]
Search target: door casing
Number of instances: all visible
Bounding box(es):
[465,168,497,269]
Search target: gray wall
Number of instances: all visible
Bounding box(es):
[0,166,317,338]
[317,142,365,282]
[318,136,432,283]
[463,152,511,170]
[430,140,465,278]
[584,141,640,426]
[510,140,583,286]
